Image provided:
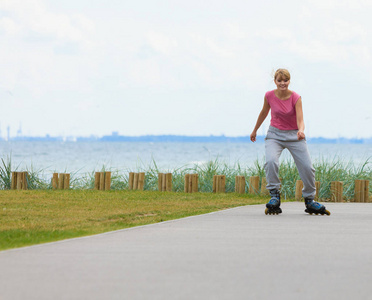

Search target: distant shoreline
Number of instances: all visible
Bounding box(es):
[1,134,371,144]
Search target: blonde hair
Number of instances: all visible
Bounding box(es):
[274,69,290,81]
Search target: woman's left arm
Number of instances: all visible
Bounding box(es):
[295,97,305,140]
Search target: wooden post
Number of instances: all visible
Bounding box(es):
[261,177,269,196]
[354,180,364,202]
[94,172,111,191]
[11,172,17,190]
[138,172,145,190]
[240,176,246,194]
[166,173,172,192]
[355,180,369,202]
[360,180,366,202]
[63,173,70,190]
[52,173,58,190]
[192,174,198,193]
[11,172,28,190]
[330,181,336,202]
[184,174,190,193]
[58,173,64,190]
[16,172,22,190]
[331,181,343,202]
[129,172,134,190]
[188,174,193,193]
[94,172,101,190]
[184,174,198,193]
[158,173,172,192]
[213,175,225,193]
[129,172,144,191]
[249,176,259,194]
[338,181,343,202]
[104,172,111,191]
[362,180,368,202]
[235,176,245,194]
[52,173,70,189]
[158,173,163,191]
[99,172,105,190]
[22,172,28,190]
[295,180,303,200]
[162,173,167,191]
[215,175,220,193]
[133,173,139,190]
[365,180,370,203]
[222,175,226,193]
[220,175,226,193]
[315,181,320,200]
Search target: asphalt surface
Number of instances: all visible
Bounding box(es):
[1,202,372,300]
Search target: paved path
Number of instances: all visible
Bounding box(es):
[1,202,372,300]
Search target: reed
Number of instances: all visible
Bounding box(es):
[0,156,12,190]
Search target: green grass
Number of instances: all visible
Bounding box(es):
[0,190,269,251]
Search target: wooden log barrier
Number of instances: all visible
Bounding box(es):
[331,181,343,202]
[128,172,145,190]
[235,176,245,194]
[260,177,269,196]
[249,176,259,194]
[11,172,28,190]
[213,175,226,193]
[295,180,303,200]
[315,181,320,200]
[158,173,172,192]
[354,180,370,202]
[94,172,111,191]
[52,173,70,190]
[184,174,199,193]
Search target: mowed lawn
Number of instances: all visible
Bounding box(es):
[0,190,268,251]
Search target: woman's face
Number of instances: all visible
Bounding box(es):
[274,77,290,91]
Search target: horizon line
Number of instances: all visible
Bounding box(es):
[1,133,371,144]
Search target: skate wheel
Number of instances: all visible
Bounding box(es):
[324,209,331,216]
[265,208,269,215]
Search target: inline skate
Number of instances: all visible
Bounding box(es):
[304,197,331,215]
[265,189,282,215]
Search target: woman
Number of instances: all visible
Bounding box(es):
[250,69,330,215]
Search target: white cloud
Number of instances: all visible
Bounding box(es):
[0,0,96,94]
[0,0,372,137]
[146,31,178,56]
[0,16,20,35]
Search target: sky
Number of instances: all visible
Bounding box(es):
[0,0,371,139]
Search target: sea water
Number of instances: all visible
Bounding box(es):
[0,141,371,176]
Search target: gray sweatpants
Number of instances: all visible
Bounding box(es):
[264,126,316,199]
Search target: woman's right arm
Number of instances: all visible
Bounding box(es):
[250,97,270,142]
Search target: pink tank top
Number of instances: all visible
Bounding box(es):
[265,90,301,130]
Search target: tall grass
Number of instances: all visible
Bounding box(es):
[0,155,370,200]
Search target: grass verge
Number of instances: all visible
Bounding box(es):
[0,190,270,251]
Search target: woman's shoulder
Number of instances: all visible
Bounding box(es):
[265,90,276,99]
[291,91,301,102]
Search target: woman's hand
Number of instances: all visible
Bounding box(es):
[250,97,270,143]
[297,130,305,140]
[250,131,257,142]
